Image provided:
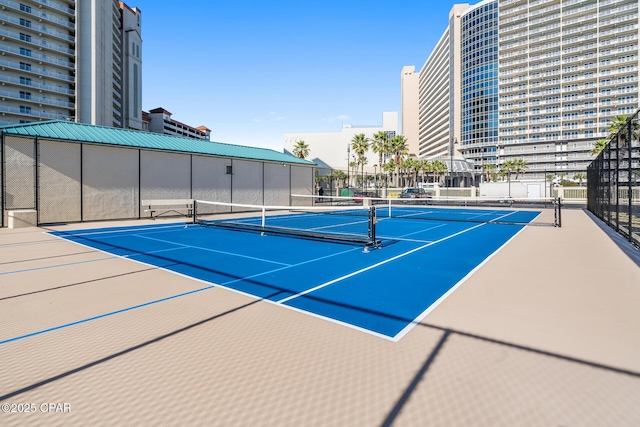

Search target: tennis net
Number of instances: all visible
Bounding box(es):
[291,194,562,227]
[193,200,378,245]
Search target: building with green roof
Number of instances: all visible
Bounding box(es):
[1,121,315,226]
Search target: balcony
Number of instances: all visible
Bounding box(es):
[0,12,75,42]
[0,74,75,95]
[0,44,74,69]
[0,0,75,29]
[599,3,638,18]
[0,88,74,108]
[562,3,597,18]
[32,0,75,17]
[500,4,528,16]
[0,103,71,120]
[0,28,74,56]
[0,57,74,82]
[529,4,560,19]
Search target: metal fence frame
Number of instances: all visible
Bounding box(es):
[587,109,640,248]
[1,133,314,227]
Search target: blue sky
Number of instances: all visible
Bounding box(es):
[134,0,463,150]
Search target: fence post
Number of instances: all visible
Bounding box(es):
[626,121,633,243]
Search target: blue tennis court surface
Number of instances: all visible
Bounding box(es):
[50,206,541,339]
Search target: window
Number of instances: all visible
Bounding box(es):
[19,91,31,100]
[19,76,32,86]
[19,105,32,114]
[20,33,31,42]
[19,3,31,12]
[19,62,31,71]
[19,47,32,57]
[225,165,233,175]
[19,18,32,28]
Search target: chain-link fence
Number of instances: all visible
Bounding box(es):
[587,109,640,248]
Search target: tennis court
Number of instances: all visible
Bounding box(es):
[2,201,640,426]
[39,199,554,340]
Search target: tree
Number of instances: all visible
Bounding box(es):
[331,170,347,188]
[292,140,310,159]
[609,114,629,137]
[351,133,370,190]
[390,135,409,186]
[357,156,368,188]
[349,161,357,187]
[420,160,433,184]
[431,160,448,185]
[590,139,608,155]
[573,173,586,186]
[382,161,395,188]
[402,158,420,187]
[590,114,637,155]
[371,131,390,177]
[483,163,496,182]
[511,158,528,179]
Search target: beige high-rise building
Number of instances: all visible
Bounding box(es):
[0,0,142,129]
[400,65,420,156]
[404,0,639,181]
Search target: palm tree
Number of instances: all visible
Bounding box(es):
[371,131,390,176]
[483,163,496,182]
[382,161,395,189]
[349,161,357,187]
[351,133,370,190]
[402,158,420,187]
[357,156,368,188]
[292,140,310,159]
[332,170,347,188]
[431,160,448,185]
[590,114,638,155]
[390,135,409,186]
[609,114,629,137]
[573,173,586,186]
[420,160,433,184]
[501,160,516,182]
[590,139,608,155]
[511,159,528,179]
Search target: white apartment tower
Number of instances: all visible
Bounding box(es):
[406,0,640,180]
[0,0,142,129]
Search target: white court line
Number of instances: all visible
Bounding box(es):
[278,223,485,304]
[278,210,520,305]
[392,221,531,341]
[134,234,292,267]
[55,223,188,237]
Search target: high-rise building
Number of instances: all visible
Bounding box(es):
[404,0,639,180]
[400,65,420,156]
[0,0,142,129]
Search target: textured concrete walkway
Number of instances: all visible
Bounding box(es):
[1,209,639,426]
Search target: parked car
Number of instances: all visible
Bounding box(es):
[398,187,432,199]
[353,191,377,203]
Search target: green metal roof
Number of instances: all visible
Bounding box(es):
[0,120,314,166]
